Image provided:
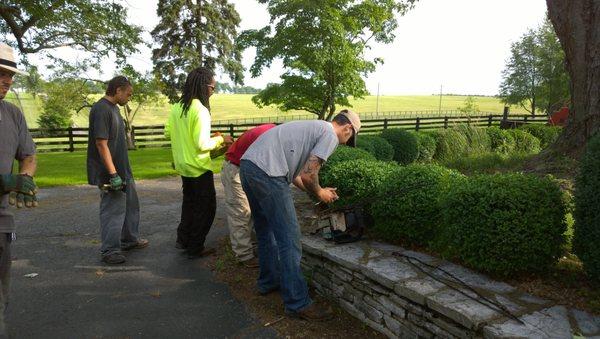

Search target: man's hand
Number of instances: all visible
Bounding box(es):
[223,135,234,145]
[0,174,37,195]
[317,187,338,204]
[9,192,38,208]
[109,173,124,191]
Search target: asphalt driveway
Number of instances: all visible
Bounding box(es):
[6,175,277,339]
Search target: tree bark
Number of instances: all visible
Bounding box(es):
[123,105,137,150]
[545,0,600,158]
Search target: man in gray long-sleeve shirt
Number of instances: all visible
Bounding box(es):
[0,42,38,338]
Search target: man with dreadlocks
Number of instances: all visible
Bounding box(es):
[165,67,233,259]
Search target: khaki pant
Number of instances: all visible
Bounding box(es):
[0,234,11,337]
[221,161,254,261]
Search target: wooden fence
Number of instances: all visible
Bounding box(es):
[30,113,549,153]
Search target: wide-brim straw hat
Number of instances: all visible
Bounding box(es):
[0,43,28,76]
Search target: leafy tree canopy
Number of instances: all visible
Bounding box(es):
[240,0,416,120]
[151,0,244,102]
[499,18,569,115]
[0,0,143,68]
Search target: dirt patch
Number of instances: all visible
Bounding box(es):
[201,238,385,339]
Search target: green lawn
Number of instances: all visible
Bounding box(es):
[5,92,528,128]
[29,148,176,188]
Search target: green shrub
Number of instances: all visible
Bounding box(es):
[356,135,395,161]
[574,133,600,283]
[371,164,465,246]
[436,173,567,276]
[486,126,515,154]
[321,146,375,179]
[433,125,491,161]
[320,159,397,211]
[519,124,562,148]
[380,129,419,165]
[509,129,541,154]
[412,132,437,163]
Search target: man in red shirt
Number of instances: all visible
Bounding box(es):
[220,124,276,267]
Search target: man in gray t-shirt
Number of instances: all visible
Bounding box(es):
[0,43,37,337]
[87,76,148,265]
[240,110,361,321]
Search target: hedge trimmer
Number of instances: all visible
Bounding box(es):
[309,182,427,244]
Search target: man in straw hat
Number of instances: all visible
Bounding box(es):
[0,42,38,337]
[239,110,361,321]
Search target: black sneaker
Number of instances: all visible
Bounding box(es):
[102,253,126,265]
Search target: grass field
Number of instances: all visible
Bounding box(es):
[5,92,528,128]
[26,148,176,187]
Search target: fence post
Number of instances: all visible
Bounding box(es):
[383,118,388,130]
[503,106,509,122]
[229,124,235,137]
[131,125,136,147]
[444,116,449,129]
[68,126,74,152]
[415,117,420,131]
[488,114,493,127]
[524,115,529,123]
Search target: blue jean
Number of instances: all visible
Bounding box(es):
[240,160,312,312]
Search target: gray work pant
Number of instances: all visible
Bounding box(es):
[99,178,140,256]
[0,234,11,337]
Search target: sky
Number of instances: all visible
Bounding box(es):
[32,0,549,96]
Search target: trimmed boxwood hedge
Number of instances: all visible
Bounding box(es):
[380,129,419,165]
[574,133,600,283]
[436,173,567,276]
[371,164,465,246]
[320,145,375,180]
[486,126,515,154]
[356,135,395,161]
[412,131,437,163]
[519,124,562,149]
[320,159,397,211]
[508,129,541,154]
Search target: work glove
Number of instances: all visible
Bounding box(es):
[9,191,38,208]
[0,174,37,195]
[109,173,124,191]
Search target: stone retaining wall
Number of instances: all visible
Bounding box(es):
[300,236,600,339]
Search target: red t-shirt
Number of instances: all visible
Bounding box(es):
[225,124,277,166]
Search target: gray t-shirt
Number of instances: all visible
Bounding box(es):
[242,120,339,183]
[0,101,36,232]
[87,98,132,185]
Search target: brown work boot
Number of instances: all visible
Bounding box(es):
[186,247,216,259]
[102,253,126,265]
[241,257,260,268]
[121,239,149,251]
[287,302,334,321]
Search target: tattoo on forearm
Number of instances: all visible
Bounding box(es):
[302,155,323,195]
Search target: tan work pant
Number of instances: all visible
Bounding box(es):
[220,161,254,261]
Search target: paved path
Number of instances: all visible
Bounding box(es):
[6,176,277,339]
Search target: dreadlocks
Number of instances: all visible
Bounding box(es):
[179,67,214,116]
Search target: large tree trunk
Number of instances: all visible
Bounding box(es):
[546,0,600,158]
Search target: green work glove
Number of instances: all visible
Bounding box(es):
[0,174,37,195]
[9,192,38,208]
[109,173,124,191]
